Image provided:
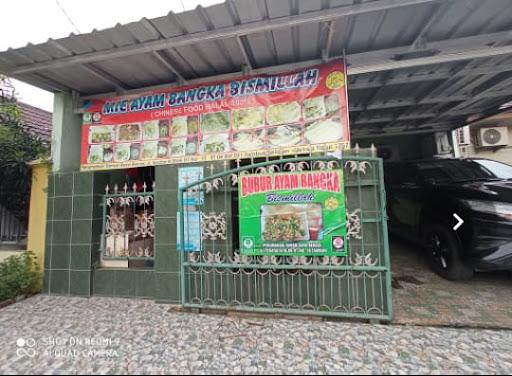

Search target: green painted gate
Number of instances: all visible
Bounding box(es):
[178,152,392,321]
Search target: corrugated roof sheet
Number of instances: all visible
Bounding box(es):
[1,0,512,137]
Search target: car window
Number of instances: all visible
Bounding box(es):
[471,159,512,179]
[417,159,499,183]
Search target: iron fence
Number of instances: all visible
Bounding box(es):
[100,183,155,260]
[178,153,392,321]
[0,204,26,247]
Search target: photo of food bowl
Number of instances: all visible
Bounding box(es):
[304,118,343,144]
[87,144,103,164]
[157,141,169,158]
[233,107,265,130]
[303,96,326,121]
[103,145,114,162]
[129,143,141,160]
[171,116,188,137]
[201,111,230,133]
[114,143,130,162]
[260,204,323,241]
[158,120,170,138]
[89,126,114,144]
[117,123,141,142]
[170,138,187,156]
[142,141,158,160]
[232,129,266,151]
[200,134,230,153]
[267,125,302,146]
[143,120,159,140]
[266,101,301,126]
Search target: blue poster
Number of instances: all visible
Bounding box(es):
[178,166,204,205]
[177,211,202,252]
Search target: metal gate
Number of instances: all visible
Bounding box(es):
[178,154,392,321]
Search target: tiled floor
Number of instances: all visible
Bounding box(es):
[391,239,512,329]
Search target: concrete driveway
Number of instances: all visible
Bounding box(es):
[391,239,512,329]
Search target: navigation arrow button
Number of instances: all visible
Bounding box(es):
[453,213,464,231]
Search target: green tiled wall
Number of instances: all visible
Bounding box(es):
[44,168,184,302]
[92,269,156,299]
[44,171,107,297]
[154,164,181,303]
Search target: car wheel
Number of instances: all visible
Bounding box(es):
[423,225,474,281]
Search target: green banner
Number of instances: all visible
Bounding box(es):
[239,170,347,256]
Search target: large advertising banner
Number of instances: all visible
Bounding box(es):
[80,59,349,171]
[239,170,347,256]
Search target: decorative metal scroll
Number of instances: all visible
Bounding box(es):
[201,212,227,241]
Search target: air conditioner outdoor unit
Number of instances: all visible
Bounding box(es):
[477,127,509,147]
[456,126,471,145]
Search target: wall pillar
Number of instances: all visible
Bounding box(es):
[52,92,82,173]
[26,161,49,270]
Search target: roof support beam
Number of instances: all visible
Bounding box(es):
[82,63,128,92]
[6,0,439,75]
[354,126,452,139]
[432,76,512,120]
[353,112,439,125]
[13,72,74,92]
[409,1,451,50]
[151,51,185,84]
[236,36,253,71]
[321,20,336,61]
[350,63,512,90]
[350,94,475,112]
[348,43,512,76]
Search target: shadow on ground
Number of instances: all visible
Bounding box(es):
[391,239,512,329]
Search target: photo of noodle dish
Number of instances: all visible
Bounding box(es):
[170,138,186,157]
[233,107,265,130]
[142,141,158,160]
[143,120,159,140]
[232,129,266,151]
[201,134,230,153]
[89,126,114,143]
[267,125,302,146]
[171,116,188,137]
[304,118,343,144]
[325,94,340,116]
[303,96,326,121]
[201,111,230,133]
[117,123,141,142]
[266,101,301,126]
[103,145,113,162]
[114,143,130,162]
[87,145,103,164]
[157,141,169,158]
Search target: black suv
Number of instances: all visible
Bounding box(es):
[384,158,512,280]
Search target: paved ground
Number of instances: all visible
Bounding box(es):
[391,240,512,329]
[1,295,512,374]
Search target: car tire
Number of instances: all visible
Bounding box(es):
[423,224,474,281]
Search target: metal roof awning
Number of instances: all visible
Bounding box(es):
[2,0,512,138]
